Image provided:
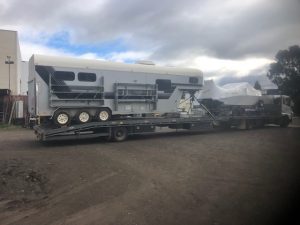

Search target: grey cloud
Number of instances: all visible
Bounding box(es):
[217,75,263,86]
[217,73,277,90]
[1,0,300,61]
[149,0,300,60]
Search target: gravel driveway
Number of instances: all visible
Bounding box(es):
[0,125,299,225]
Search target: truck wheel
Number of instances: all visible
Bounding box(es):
[76,111,91,124]
[112,127,128,142]
[96,108,111,122]
[256,119,265,128]
[220,122,231,129]
[53,111,71,126]
[280,116,289,128]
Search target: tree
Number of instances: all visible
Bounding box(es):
[254,81,262,90]
[268,45,300,114]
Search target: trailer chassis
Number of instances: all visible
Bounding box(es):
[33,111,290,142]
[33,116,214,142]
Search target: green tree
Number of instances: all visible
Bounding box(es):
[268,45,300,114]
[254,81,262,90]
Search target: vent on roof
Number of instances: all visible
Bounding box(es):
[135,60,155,66]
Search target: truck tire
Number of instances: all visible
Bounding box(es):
[96,108,111,122]
[220,121,231,129]
[53,111,71,126]
[280,116,289,128]
[256,119,265,128]
[112,127,128,142]
[76,111,91,124]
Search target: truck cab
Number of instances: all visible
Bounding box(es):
[260,94,293,127]
[277,95,293,121]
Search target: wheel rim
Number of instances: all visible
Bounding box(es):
[79,112,90,123]
[57,113,69,125]
[99,111,109,121]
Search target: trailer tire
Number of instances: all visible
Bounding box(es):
[112,127,128,142]
[96,108,111,122]
[76,110,91,124]
[245,120,252,130]
[53,111,71,126]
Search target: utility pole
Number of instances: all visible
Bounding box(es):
[5,56,14,92]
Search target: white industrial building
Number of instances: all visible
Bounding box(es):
[0,29,24,95]
[0,29,28,123]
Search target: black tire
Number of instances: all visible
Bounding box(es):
[280,116,289,128]
[245,120,253,130]
[53,111,71,126]
[256,119,265,128]
[76,110,91,124]
[112,127,128,142]
[220,121,231,129]
[96,108,111,122]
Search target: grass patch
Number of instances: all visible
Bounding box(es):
[0,123,23,130]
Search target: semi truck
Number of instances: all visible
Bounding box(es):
[197,80,293,128]
[30,56,293,142]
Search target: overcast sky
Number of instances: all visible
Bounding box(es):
[1,0,299,83]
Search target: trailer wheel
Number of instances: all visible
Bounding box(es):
[76,111,91,124]
[112,127,128,142]
[53,111,71,126]
[96,108,111,122]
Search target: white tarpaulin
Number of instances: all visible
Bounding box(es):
[198,80,262,105]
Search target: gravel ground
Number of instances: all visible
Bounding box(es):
[0,124,300,225]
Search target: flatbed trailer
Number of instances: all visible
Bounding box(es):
[33,115,214,142]
[33,112,288,142]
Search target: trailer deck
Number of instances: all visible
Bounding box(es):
[34,115,214,141]
[33,110,288,142]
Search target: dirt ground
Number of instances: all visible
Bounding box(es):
[0,123,300,225]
